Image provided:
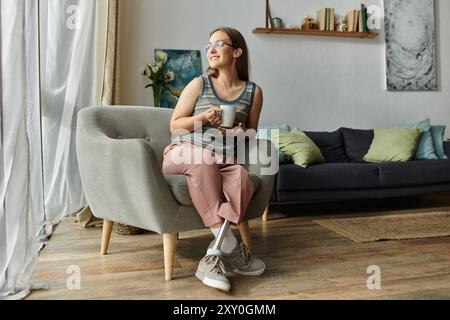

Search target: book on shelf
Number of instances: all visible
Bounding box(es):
[361,4,368,32]
[354,10,359,32]
[345,11,351,31]
[326,8,330,31]
[329,8,335,31]
[317,7,335,31]
[345,4,369,33]
[345,10,353,32]
[317,8,327,31]
[358,8,364,32]
[346,9,360,32]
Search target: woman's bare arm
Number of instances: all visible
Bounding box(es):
[170,77,222,135]
[246,85,263,130]
[170,77,205,135]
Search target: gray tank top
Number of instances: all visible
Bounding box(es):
[171,74,257,152]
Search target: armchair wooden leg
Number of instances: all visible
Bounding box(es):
[101,220,113,255]
[163,233,177,281]
[239,221,253,252]
[262,204,270,222]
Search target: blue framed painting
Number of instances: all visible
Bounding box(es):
[154,49,203,108]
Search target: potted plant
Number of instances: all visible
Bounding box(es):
[141,50,175,107]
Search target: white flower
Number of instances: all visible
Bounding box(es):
[149,61,157,68]
[151,65,160,73]
[157,61,163,69]
[155,51,168,64]
[164,71,175,82]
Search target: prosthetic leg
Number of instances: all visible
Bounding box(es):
[206,220,230,256]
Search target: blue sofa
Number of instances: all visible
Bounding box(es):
[269,128,450,204]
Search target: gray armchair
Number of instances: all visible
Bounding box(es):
[76,106,276,280]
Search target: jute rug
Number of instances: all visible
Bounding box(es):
[314,211,450,243]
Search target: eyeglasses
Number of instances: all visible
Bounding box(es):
[203,39,234,52]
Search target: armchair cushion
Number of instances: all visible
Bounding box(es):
[165,174,261,206]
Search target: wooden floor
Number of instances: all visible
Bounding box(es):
[28,194,450,300]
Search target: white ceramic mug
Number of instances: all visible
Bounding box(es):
[219,104,236,128]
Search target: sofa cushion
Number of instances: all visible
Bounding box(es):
[340,128,374,163]
[403,118,438,160]
[274,128,325,168]
[431,125,448,159]
[377,160,450,188]
[363,128,422,162]
[304,130,348,163]
[277,163,380,191]
[165,173,261,206]
[444,141,450,157]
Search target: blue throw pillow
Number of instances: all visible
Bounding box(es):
[403,118,438,160]
[431,125,448,159]
[256,124,290,163]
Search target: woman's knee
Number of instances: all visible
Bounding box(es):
[187,162,221,175]
[234,166,254,190]
[233,165,251,178]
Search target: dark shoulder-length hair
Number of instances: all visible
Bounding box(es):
[205,27,251,81]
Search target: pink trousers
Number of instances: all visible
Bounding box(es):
[162,141,255,227]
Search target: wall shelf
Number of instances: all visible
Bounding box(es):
[252,27,379,39]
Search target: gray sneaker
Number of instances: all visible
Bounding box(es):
[209,240,266,276]
[195,254,230,292]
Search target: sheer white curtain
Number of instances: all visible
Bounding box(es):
[0,0,100,299]
[0,0,44,299]
[40,0,96,223]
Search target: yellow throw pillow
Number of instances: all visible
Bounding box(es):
[273,128,324,168]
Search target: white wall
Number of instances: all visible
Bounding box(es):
[119,0,450,137]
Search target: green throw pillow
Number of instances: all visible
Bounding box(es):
[273,128,324,168]
[363,128,422,162]
[403,118,438,160]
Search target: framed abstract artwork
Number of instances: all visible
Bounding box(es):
[384,0,437,91]
[154,49,202,108]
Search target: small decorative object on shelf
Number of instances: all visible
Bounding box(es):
[265,0,273,28]
[141,50,175,107]
[303,16,314,24]
[271,17,284,28]
[301,16,318,30]
[336,15,348,32]
[286,23,301,29]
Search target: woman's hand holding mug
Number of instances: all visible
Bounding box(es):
[201,105,247,137]
[202,106,222,126]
